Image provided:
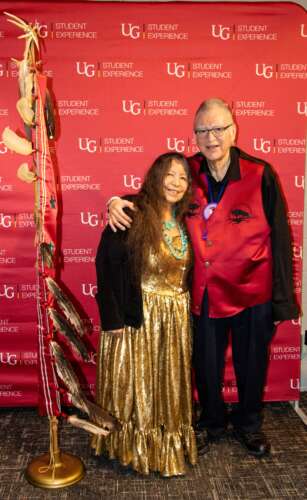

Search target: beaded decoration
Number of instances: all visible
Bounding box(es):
[162,219,188,259]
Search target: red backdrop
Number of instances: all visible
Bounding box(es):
[0,1,306,406]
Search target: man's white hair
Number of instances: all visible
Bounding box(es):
[194,98,233,123]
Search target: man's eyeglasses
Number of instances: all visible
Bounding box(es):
[194,123,233,138]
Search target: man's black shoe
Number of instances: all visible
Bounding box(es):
[196,430,228,456]
[196,435,210,455]
[196,432,211,455]
[233,429,270,457]
[194,420,206,436]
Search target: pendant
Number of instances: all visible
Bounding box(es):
[203,202,217,221]
[162,224,188,260]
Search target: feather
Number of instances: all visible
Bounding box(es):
[48,308,89,361]
[50,341,120,432]
[84,399,121,431]
[2,126,33,155]
[17,162,37,183]
[40,242,54,268]
[68,392,88,415]
[67,415,109,437]
[69,394,120,432]
[16,97,34,126]
[50,341,81,395]
[45,89,56,139]
[45,277,85,337]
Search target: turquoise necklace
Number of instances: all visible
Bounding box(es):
[162,217,188,260]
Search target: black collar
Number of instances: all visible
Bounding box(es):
[198,146,241,183]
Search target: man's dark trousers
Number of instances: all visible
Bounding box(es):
[193,291,275,436]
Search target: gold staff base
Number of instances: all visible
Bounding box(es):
[25,416,85,489]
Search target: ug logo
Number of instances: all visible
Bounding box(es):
[0,213,13,228]
[297,102,307,116]
[123,174,142,190]
[291,317,301,326]
[76,62,96,78]
[122,100,142,115]
[81,283,97,298]
[0,284,15,299]
[294,175,304,189]
[300,24,307,38]
[35,21,48,38]
[211,25,231,40]
[80,212,99,227]
[0,352,17,365]
[293,244,302,260]
[255,64,274,79]
[78,138,97,153]
[166,138,186,153]
[120,23,141,39]
[166,63,186,79]
[253,138,271,154]
[290,378,300,390]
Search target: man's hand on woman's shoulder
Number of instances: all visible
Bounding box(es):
[108,197,136,232]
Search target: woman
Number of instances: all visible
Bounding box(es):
[93,152,197,476]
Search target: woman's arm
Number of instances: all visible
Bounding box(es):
[95,226,127,330]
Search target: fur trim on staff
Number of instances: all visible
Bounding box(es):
[45,277,85,337]
[16,97,34,126]
[17,162,37,183]
[11,60,35,101]
[2,126,33,155]
[24,73,34,104]
[48,308,89,361]
[50,341,119,432]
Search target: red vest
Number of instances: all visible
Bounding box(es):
[186,154,273,318]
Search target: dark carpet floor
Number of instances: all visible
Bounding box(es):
[0,395,306,500]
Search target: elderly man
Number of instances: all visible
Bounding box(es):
[107,98,298,457]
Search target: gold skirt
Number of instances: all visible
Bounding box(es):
[92,289,197,476]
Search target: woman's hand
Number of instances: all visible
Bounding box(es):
[108,198,136,232]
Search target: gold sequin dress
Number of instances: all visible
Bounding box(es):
[93,237,197,476]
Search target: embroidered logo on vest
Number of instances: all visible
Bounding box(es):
[229,206,252,224]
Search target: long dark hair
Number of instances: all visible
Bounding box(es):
[126,152,192,280]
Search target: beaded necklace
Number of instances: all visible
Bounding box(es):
[162,218,188,260]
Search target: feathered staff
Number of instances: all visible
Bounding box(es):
[2,13,118,488]
[2,10,61,420]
